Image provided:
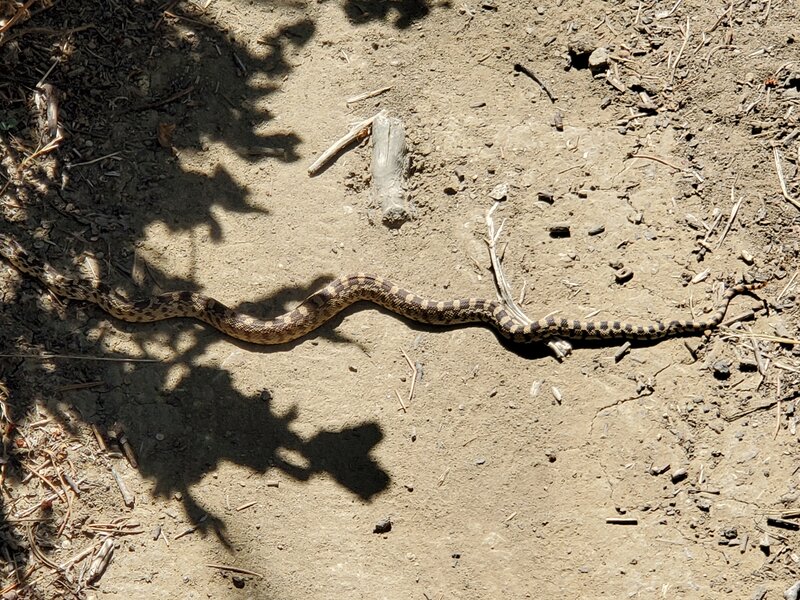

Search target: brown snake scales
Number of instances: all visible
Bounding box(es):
[0,234,765,345]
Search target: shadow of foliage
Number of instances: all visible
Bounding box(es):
[0,0,442,593]
[335,0,444,28]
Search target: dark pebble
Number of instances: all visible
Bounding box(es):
[548,223,571,238]
[537,190,554,203]
[671,468,688,484]
[373,517,392,534]
[587,224,605,235]
[614,268,633,283]
[712,359,732,379]
[649,463,670,476]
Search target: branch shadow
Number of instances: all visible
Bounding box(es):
[0,0,444,593]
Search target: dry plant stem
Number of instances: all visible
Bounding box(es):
[669,16,691,87]
[307,110,385,175]
[400,348,417,404]
[0,0,38,33]
[707,3,734,32]
[111,468,134,508]
[1,23,94,45]
[27,524,60,571]
[125,85,194,114]
[22,134,63,165]
[59,545,96,571]
[484,204,519,317]
[0,565,38,596]
[629,153,703,182]
[721,332,799,345]
[703,208,723,244]
[774,374,782,439]
[746,325,769,376]
[773,148,800,211]
[715,182,743,248]
[23,463,61,497]
[206,564,265,578]
[394,389,407,413]
[67,152,122,169]
[484,203,571,358]
[11,479,86,519]
[346,85,392,104]
[776,269,798,302]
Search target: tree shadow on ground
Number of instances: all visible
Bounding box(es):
[0,0,443,593]
[336,0,440,28]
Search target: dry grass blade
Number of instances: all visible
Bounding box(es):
[773,148,800,211]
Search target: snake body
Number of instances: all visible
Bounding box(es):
[0,234,763,345]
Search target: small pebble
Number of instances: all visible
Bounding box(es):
[785,581,800,600]
[537,190,554,203]
[741,249,755,264]
[649,463,670,476]
[373,517,392,534]
[712,359,732,379]
[628,211,644,224]
[587,224,605,236]
[614,341,631,362]
[685,213,703,230]
[588,47,610,69]
[232,576,246,589]
[551,386,562,404]
[671,468,688,484]
[614,268,634,284]
[739,358,759,372]
[548,223,571,238]
[488,183,508,201]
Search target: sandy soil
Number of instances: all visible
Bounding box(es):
[1,1,800,598]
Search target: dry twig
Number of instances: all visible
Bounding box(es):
[773,148,800,211]
[346,86,392,105]
[307,110,385,175]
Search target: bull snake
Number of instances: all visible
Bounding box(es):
[0,234,764,345]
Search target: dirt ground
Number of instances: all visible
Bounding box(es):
[1,1,799,598]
